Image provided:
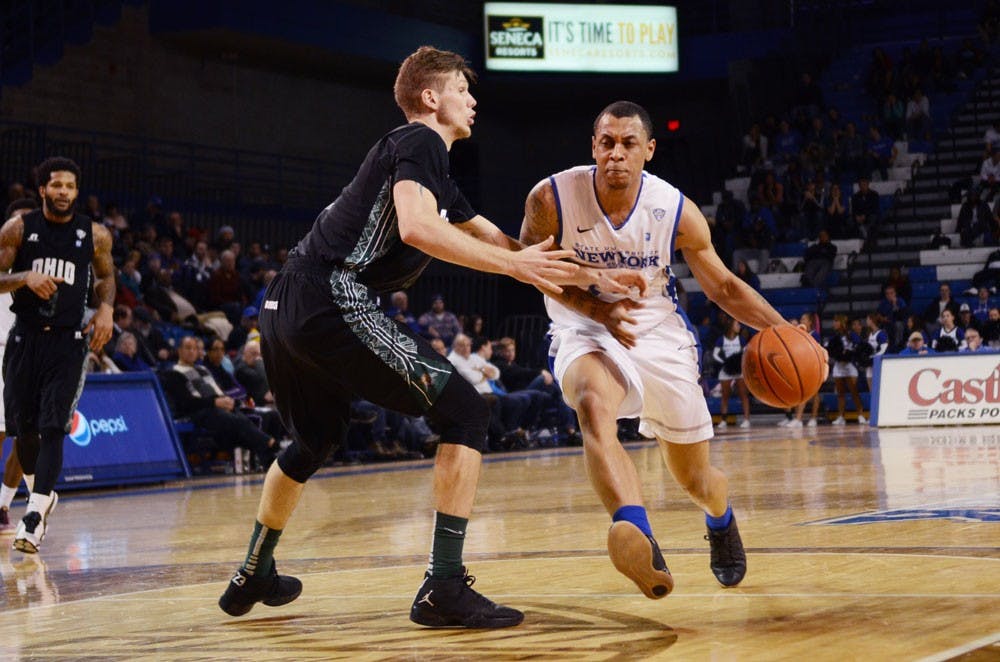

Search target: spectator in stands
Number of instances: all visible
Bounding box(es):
[985,120,1000,157]
[131,196,164,234]
[733,199,774,271]
[179,239,215,310]
[884,265,912,303]
[905,89,932,141]
[86,345,120,374]
[713,318,751,430]
[979,148,1000,202]
[160,336,279,465]
[802,230,837,291]
[734,259,761,292]
[161,212,188,260]
[492,337,578,443]
[984,307,1000,348]
[101,202,128,236]
[772,119,802,166]
[798,181,825,240]
[959,302,980,333]
[111,331,152,373]
[957,186,993,247]
[204,338,244,398]
[973,288,994,323]
[226,306,260,352]
[130,306,172,365]
[429,337,448,357]
[923,283,961,335]
[879,93,905,141]
[386,290,421,334]
[213,225,235,253]
[826,314,866,425]
[877,284,909,349]
[757,171,784,219]
[836,122,866,178]
[865,126,897,182]
[824,183,848,236]
[208,249,248,325]
[740,123,768,172]
[899,330,934,356]
[804,117,835,165]
[235,340,273,406]
[447,334,528,451]
[418,294,462,348]
[932,309,964,352]
[145,263,198,325]
[849,176,880,239]
[971,247,1000,292]
[961,327,989,352]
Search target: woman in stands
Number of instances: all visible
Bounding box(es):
[862,312,890,392]
[932,308,964,352]
[735,259,761,291]
[713,317,751,430]
[826,314,867,425]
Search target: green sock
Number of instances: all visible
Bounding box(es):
[429,511,468,578]
[242,520,282,576]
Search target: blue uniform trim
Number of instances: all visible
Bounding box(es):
[592,168,644,231]
[670,193,684,257]
[675,305,703,374]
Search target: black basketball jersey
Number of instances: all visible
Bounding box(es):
[294,122,475,293]
[10,209,94,330]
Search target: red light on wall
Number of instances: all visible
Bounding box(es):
[666,119,681,132]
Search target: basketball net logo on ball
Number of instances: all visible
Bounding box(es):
[742,325,825,408]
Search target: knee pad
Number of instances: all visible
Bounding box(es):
[427,372,490,453]
[276,439,329,483]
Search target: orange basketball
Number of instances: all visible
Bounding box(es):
[741,324,825,408]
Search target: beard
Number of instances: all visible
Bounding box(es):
[44,194,76,220]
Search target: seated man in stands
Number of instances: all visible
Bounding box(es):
[418,294,462,348]
[849,176,880,239]
[957,186,993,247]
[801,230,837,290]
[160,336,279,466]
[865,126,897,182]
[970,248,1000,293]
[234,340,273,406]
[980,148,1000,202]
[922,283,961,337]
[877,284,910,349]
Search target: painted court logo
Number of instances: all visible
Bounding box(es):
[69,410,91,447]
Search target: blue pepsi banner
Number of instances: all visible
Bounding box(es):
[2,373,190,490]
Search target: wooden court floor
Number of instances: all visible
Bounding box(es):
[0,422,997,661]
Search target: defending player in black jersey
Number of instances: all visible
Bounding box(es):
[0,157,115,553]
[217,46,639,627]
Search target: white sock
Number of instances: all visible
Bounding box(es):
[25,492,53,517]
[0,483,16,510]
[22,474,33,493]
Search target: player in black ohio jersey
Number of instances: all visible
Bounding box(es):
[0,157,115,553]
[217,46,641,627]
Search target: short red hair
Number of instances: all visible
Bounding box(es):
[394,46,476,118]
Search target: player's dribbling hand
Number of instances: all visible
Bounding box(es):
[24,272,63,299]
[515,236,578,294]
[596,298,643,349]
[798,323,830,381]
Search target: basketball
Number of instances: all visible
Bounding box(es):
[741,324,825,408]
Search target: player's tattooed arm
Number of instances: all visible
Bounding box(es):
[84,223,116,350]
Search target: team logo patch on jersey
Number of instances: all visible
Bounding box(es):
[803,499,1000,524]
[27,233,39,242]
[76,229,86,239]
[652,208,666,221]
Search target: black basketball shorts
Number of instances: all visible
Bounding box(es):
[3,326,88,434]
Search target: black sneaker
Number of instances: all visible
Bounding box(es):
[218,562,302,616]
[410,568,524,628]
[607,521,674,599]
[705,516,747,587]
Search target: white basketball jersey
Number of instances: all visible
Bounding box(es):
[545,166,685,335]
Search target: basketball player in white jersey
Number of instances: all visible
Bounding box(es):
[521,101,828,598]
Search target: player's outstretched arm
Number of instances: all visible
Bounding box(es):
[394,180,578,293]
[676,196,786,331]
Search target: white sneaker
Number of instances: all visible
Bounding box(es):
[739,419,751,429]
[806,418,818,428]
[787,419,803,429]
[832,416,846,426]
[716,420,728,430]
[858,415,868,425]
[13,492,57,554]
[776,418,790,427]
